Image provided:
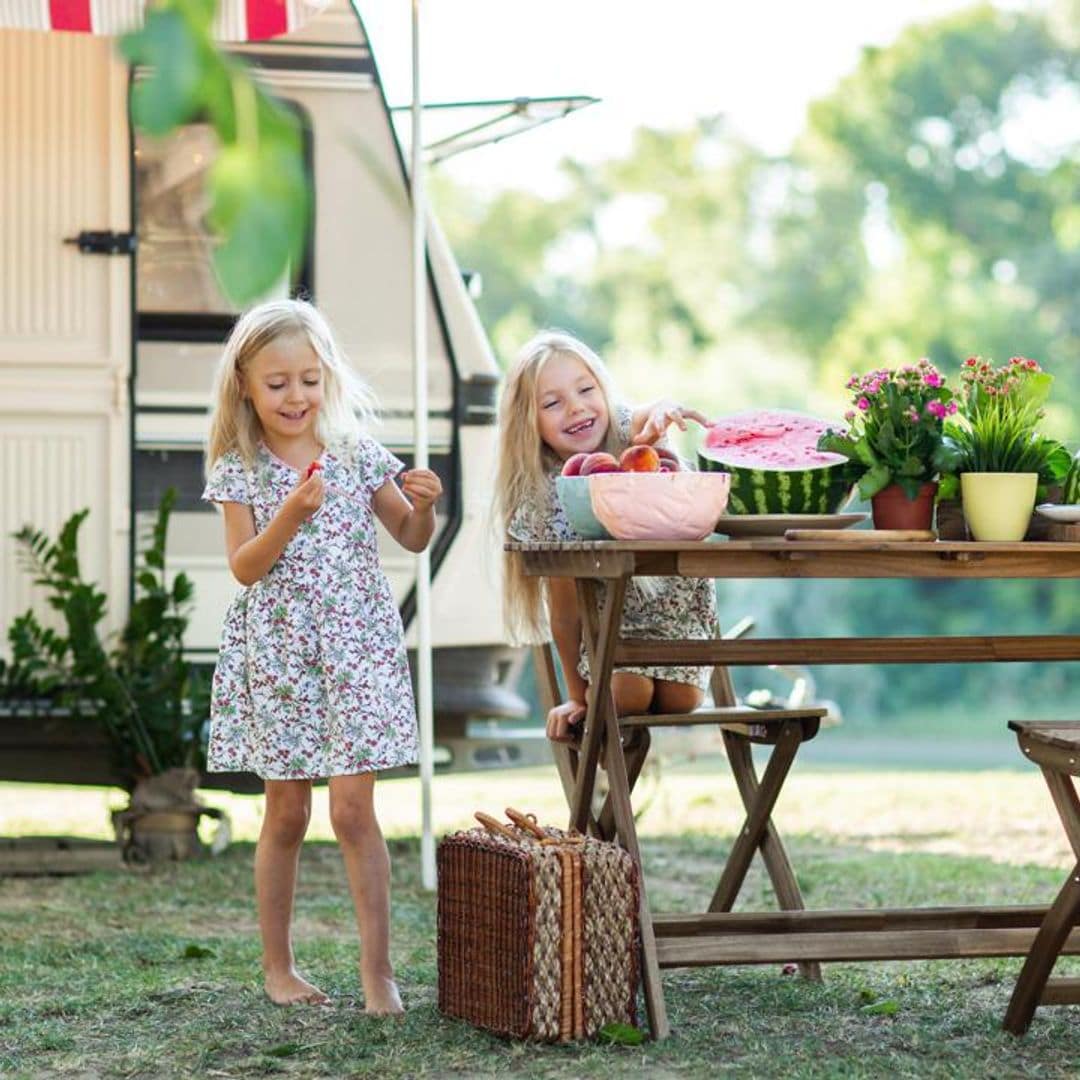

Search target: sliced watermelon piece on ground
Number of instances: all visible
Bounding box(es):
[698,408,854,515]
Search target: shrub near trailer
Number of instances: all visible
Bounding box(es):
[0,491,218,860]
[698,409,855,515]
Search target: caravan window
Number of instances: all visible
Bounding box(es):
[134,106,313,332]
[135,124,244,316]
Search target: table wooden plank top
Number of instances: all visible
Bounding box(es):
[505,539,1080,580]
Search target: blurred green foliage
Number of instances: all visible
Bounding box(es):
[436,3,1078,422]
[432,1,1080,724]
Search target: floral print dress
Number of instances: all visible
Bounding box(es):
[508,407,717,691]
[202,439,419,779]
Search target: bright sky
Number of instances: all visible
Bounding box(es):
[357,0,1021,194]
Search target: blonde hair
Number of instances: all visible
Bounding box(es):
[206,299,377,472]
[495,330,623,643]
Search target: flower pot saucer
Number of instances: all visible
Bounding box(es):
[1036,504,1080,524]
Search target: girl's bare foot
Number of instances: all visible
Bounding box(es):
[362,973,404,1016]
[264,968,331,1006]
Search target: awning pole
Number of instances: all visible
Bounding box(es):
[411,0,436,892]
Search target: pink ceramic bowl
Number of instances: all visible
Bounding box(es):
[588,471,731,541]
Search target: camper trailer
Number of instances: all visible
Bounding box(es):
[0,2,545,783]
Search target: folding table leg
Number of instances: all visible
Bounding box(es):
[568,579,625,833]
[593,728,651,842]
[575,578,670,1041]
[1004,860,1080,1035]
[1041,767,1080,860]
[600,691,669,1039]
[716,727,822,981]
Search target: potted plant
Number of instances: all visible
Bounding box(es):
[0,489,220,860]
[940,356,1070,542]
[818,359,961,530]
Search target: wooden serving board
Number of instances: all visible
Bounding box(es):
[784,529,936,542]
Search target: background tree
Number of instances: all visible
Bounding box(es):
[433,0,1080,726]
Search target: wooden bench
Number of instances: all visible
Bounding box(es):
[533,630,827,989]
[1004,721,1080,1034]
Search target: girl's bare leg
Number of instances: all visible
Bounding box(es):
[653,678,705,715]
[257,779,328,1004]
[328,772,402,1015]
[611,671,655,716]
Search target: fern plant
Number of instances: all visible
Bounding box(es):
[4,489,205,787]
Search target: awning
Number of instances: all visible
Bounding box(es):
[0,0,318,41]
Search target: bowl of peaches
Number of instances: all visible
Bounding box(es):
[556,445,731,541]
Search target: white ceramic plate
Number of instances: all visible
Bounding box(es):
[714,512,867,538]
[1035,504,1080,524]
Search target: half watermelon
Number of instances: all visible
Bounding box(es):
[698,409,854,515]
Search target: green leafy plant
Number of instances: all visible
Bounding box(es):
[938,356,1070,498]
[818,359,963,500]
[120,0,309,303]
[3,490,206,788]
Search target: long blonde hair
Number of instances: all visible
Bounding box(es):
[206,299,377,472]
[496,331,623,643]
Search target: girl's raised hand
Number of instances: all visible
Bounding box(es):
[401,468,443,511]
[282,469,325,524]
[632,400,710,445]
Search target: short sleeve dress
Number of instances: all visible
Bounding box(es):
[508,406,717,691]
[202,438,419,780]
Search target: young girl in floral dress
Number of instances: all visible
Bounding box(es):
[203,299,442,1012]
[495,330,717,739]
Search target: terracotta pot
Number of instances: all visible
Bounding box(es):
[870,481,938,531]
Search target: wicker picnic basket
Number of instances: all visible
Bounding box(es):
[437,807,640,1042]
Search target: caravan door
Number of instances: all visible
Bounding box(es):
[0,32,132,637]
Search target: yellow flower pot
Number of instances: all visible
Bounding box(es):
[960,472,1038,542]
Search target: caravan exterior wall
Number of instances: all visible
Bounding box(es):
[0,6,531,777]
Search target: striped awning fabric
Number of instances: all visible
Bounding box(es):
[0,0,319,40]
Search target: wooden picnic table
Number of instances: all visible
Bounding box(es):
[508,537,1080,1040]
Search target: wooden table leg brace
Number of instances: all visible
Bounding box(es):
[1004,725,1080,1035]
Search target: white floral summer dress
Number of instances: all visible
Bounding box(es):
[202,439,419,779]
[508,407,717,691]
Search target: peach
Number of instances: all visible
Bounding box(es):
[619,445,661,473]
[561,452,590,477]
[655,447,681,471]
[580,452,622,476]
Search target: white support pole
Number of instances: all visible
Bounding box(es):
[411,0,436,891]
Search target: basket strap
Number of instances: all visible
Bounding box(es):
[558,848,576,1039]
[555,846,585,1040]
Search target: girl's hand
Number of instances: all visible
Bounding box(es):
[546,700,586,743]
[401,468,443,511]
[282,471,324,525]
[632,400,710,445]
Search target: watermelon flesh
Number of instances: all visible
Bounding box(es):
[698,409,853,515]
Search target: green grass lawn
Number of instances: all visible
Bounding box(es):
[4,764,1080,1078]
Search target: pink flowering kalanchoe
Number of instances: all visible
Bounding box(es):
[818,358,960,501]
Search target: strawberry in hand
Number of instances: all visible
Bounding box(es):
[304,460,323,481]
